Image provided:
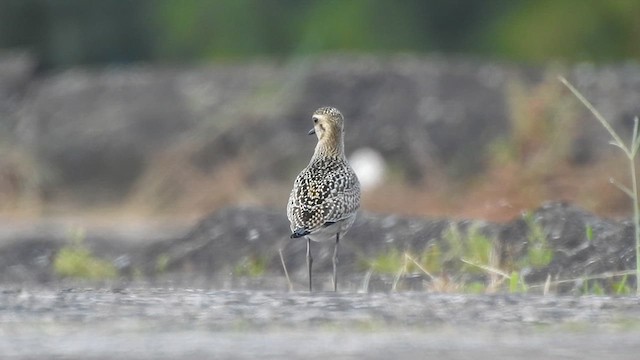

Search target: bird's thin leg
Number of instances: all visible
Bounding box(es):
[333,233,340,292]
[306,237,313,292]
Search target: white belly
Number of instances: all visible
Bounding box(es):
[297,215,357,243]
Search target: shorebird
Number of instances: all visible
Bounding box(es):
[287,106,361,292]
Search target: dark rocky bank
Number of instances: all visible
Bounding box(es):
[0,202,636,294]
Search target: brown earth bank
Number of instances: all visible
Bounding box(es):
[0,201,636,294]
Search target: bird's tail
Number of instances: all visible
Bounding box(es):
[290,228,310,238]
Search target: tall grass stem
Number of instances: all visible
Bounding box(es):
[560,76,640,295]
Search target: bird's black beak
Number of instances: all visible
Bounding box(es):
[308,128,316,135]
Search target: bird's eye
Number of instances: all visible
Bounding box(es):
[313,117,319,124]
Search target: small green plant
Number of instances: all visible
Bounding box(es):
[585,224,594,242]
[362,248,438,291]
[521,212,554,268]
[367,246,444,275]
[233,255,267,277]
[364,224,499,292]
[509,271,528,293]
[583,280,605,296]
[561,76,640,295]
[614,274,632,295]
[464,282,486,294]
[155,253,170,273]
[442,222,505,291]
[418,244,443,275]
[442,223,465,267]
[367,248,406,275]
[53,228,118,280]
[365,220,555,294]
[442,222,495,274]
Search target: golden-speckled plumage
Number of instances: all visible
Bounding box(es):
[287,107,360,242]
[286,106,360,291]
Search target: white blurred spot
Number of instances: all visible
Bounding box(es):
[248,229,259,242]
[349,147,386,191]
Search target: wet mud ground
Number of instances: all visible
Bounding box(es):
[1,287,640,359]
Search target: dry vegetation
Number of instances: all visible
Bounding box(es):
[362,73,631,222]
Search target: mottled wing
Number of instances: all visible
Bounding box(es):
[323,165,360,224]
[287,166,329,232]
[287,159,360,233]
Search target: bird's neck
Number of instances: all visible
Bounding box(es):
[313,130,345,160]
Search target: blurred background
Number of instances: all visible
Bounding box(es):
[1,0,640,222]
[2,0,640,68]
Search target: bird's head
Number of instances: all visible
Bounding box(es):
[308,106,344,142]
